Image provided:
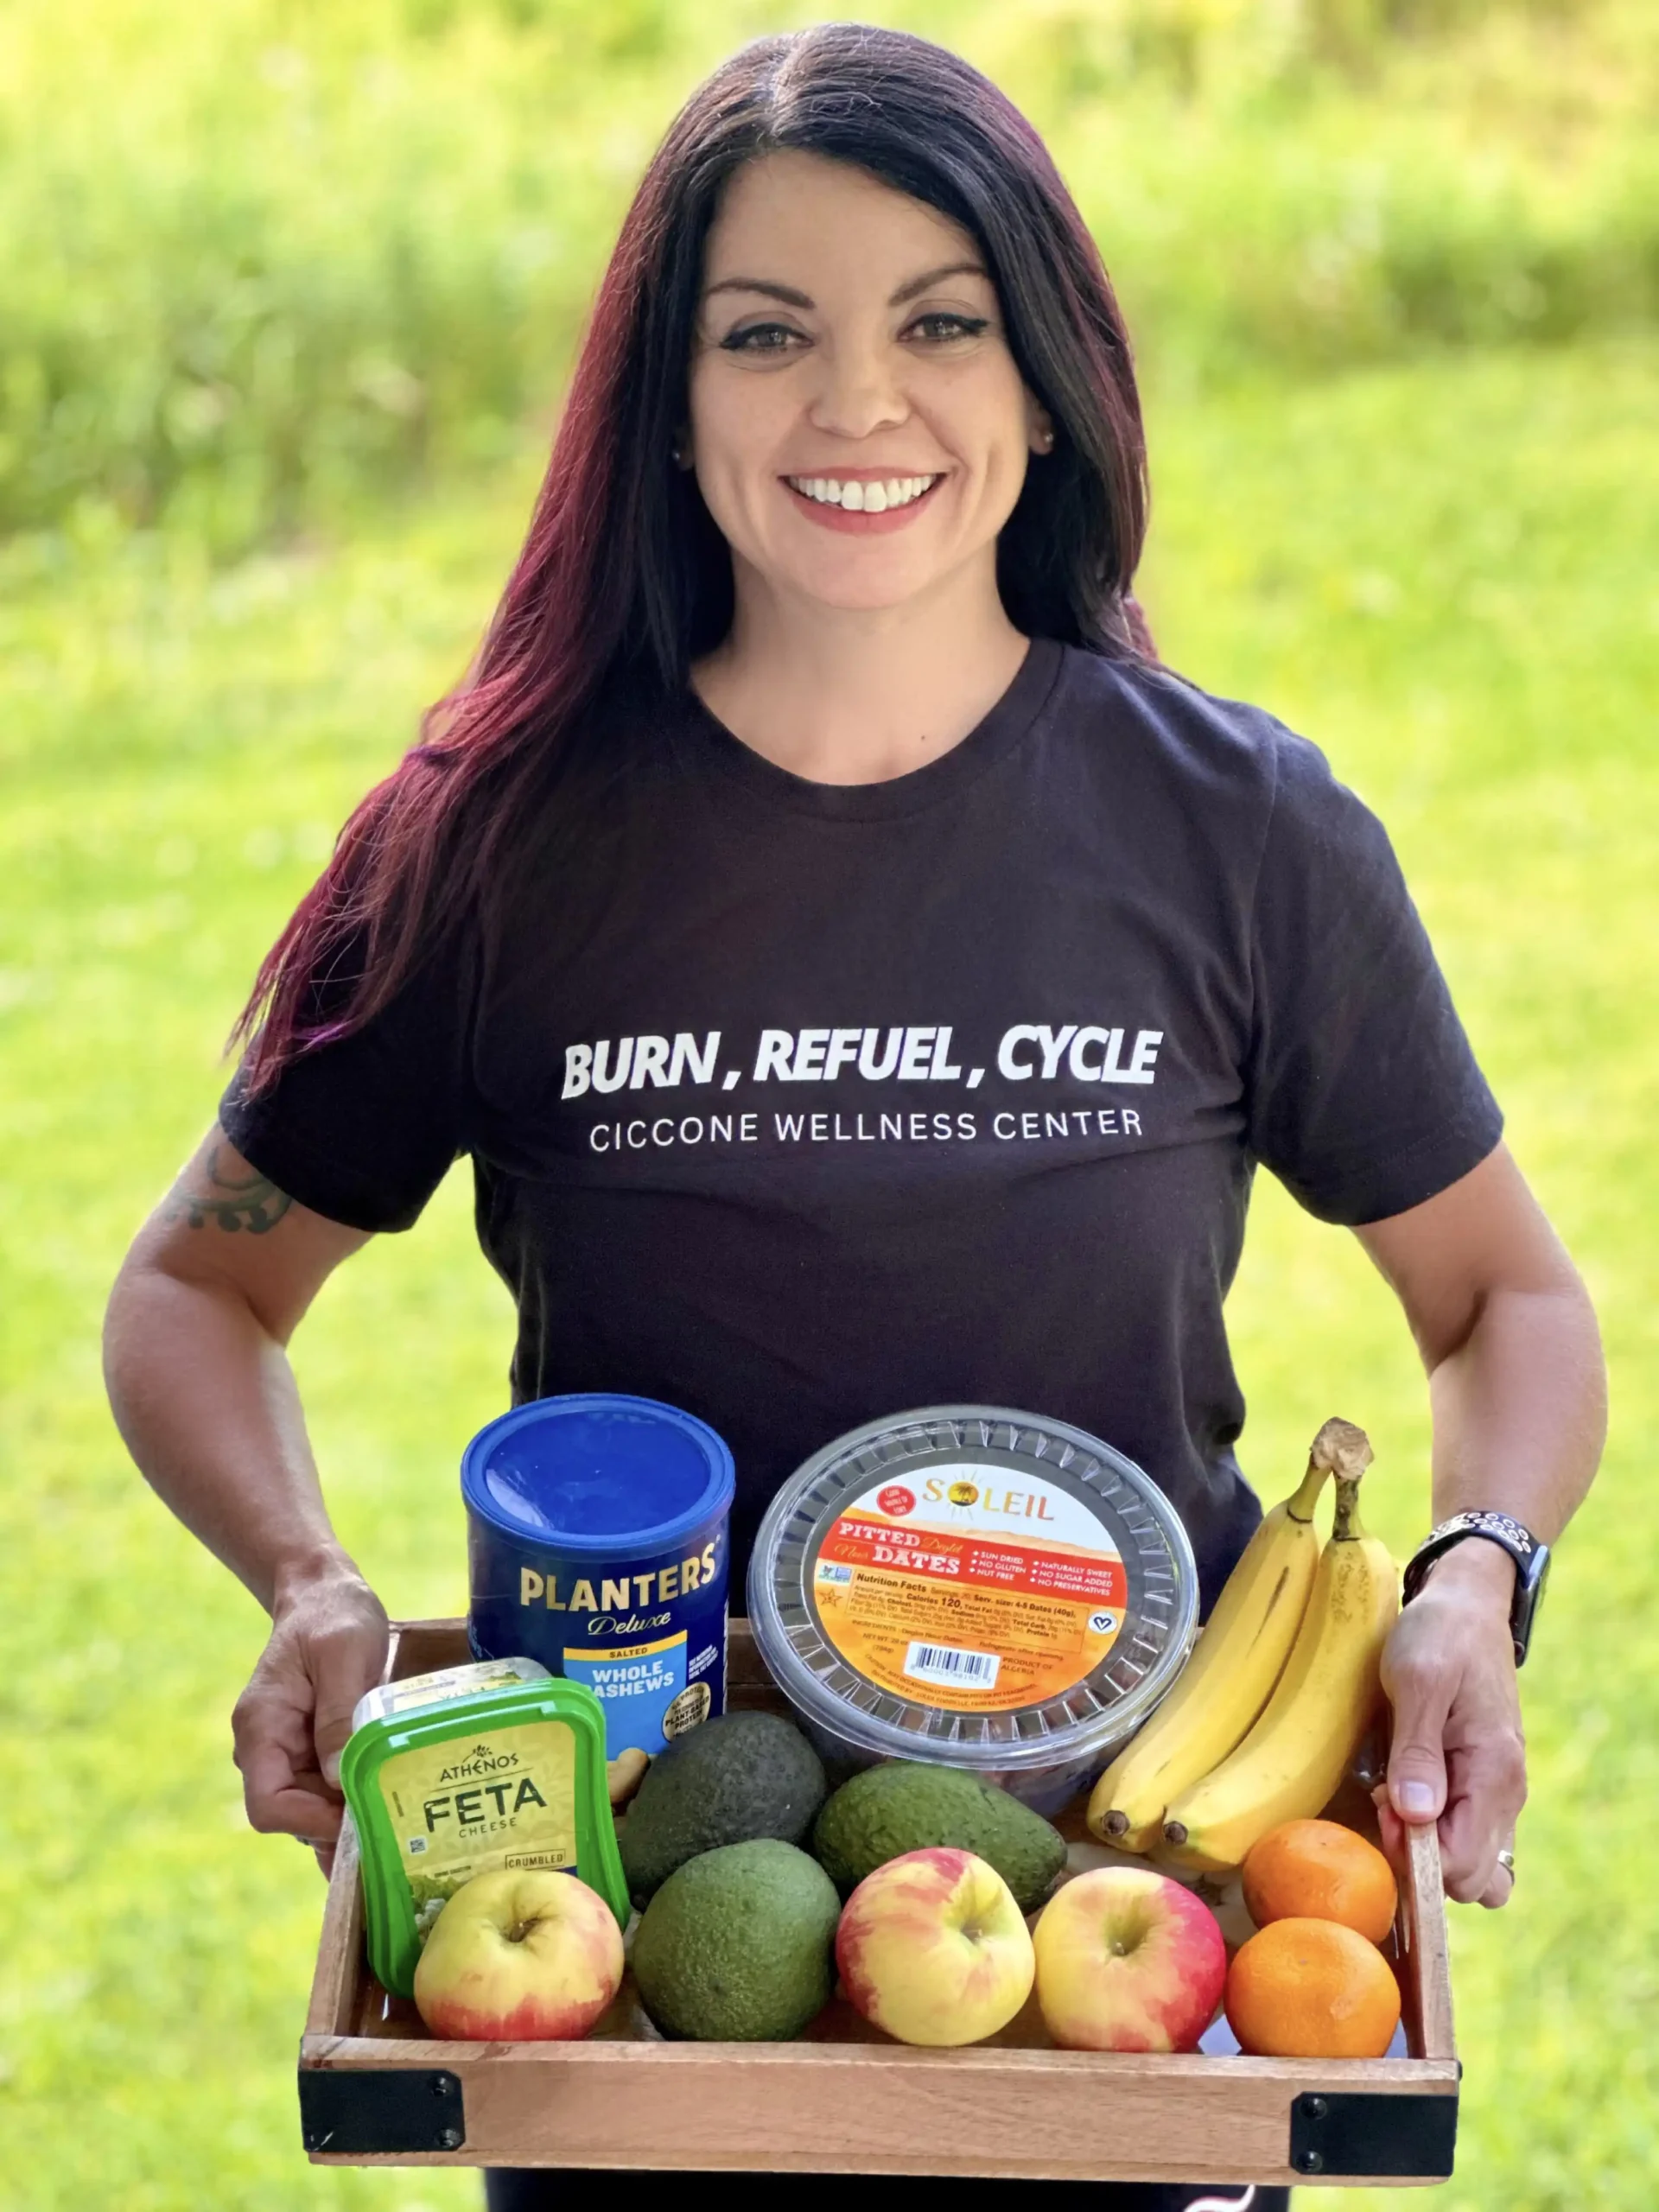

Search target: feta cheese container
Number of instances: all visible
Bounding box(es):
[747,1406,1198,1813]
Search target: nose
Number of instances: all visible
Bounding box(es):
[805,334,909,442]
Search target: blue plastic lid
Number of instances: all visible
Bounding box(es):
[461,1394,735,1560]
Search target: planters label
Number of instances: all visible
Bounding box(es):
[463,1395,735,1762]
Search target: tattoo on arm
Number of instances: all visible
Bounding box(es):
[168,1146,295,1235]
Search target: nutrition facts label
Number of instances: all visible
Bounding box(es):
[809,1465,1127,1713]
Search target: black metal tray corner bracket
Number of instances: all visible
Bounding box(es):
[1289,2088,1459,2178]
[299,2066,467,2157]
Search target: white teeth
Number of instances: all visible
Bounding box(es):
[788,474,938,510]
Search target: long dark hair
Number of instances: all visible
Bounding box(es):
[237,22,1156,1087]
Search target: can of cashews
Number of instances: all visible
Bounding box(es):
[463,1393,735,1765]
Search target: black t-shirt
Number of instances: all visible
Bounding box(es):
[222,638,1501,1608]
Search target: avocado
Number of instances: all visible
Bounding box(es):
[631,1839,841,2041]
[619,1710,827,1904]
[811,1761,1067,1911]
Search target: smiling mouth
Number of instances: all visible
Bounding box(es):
[783,472,944,514]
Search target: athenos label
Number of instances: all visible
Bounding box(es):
[808,1465,1128,1713]
[376,1719,578,1913]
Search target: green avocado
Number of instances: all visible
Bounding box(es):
[811,1761,1067,1912]
[631,1839,842,2041]
[619,1709,827,1904]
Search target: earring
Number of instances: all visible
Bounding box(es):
[1038,428,1056,453]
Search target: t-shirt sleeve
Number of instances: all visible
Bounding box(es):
[218,926,474,1235]
[1245,728,1503,1226]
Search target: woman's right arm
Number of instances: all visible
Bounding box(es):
[105,1124,383,1868]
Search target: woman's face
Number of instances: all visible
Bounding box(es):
[686,150,1051,619]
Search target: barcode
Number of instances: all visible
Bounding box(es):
[903,1641,1001,1688]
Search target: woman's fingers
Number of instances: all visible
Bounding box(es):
[1380,1610,1455,1824]
[233,1672,342,1842]
[234,1721,344,1843]
[1376,1556,1527,1909]
[1372,1783,1519,1913]
[232,1569,390,1846]
[1474,1853,1516,1909]
[304,1609,393,1786]
[1437,1736,1526,1904]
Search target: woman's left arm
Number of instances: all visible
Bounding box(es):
[1356,1141,1605,1905]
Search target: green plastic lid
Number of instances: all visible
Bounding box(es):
[340,1660,629,1999]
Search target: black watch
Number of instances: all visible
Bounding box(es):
[1402,1511,1550,1667]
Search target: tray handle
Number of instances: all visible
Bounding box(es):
[1397,1816,1455,2062]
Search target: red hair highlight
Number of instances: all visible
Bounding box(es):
[232,193,660,1086]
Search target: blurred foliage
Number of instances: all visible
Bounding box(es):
[2,0,1654,554]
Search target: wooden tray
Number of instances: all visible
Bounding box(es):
[298,1619,1459,2184]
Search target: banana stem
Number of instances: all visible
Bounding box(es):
[1286,1454,1332,1523]
[1332,1472,1366,1542]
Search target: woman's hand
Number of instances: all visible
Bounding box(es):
[232,1561,390,1876]
[1355,1143,1605,1907]
[1376,1538,1524,1907]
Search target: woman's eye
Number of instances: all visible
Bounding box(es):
[906,313,990,345]
[718,322,804,354]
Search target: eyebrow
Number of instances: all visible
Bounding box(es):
[702,260,991,311]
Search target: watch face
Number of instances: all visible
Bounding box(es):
[1513,1541,1550,1663]
[1521,1541,1550,1605]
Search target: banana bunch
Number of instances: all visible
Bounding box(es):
[1086,1418,1399,1872]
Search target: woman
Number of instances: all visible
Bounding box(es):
[105,25,1603,2210]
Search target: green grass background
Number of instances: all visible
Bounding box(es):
[1,3,1655,2206]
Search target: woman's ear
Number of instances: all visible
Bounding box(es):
[1026,396,1056,455]
[671,429,696,471]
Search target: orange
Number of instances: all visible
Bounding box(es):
[1242,1818,1397,1945]
[1225,1917,1401,2059]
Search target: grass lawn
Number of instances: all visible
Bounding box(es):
[1,336,1653,2209]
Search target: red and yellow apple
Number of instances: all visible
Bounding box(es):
[835,1847,1035,2046]
[1033,1866,1226,2051]
[413,1868,624,2040]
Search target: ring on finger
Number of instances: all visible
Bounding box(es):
[1496,1847,1516,1885]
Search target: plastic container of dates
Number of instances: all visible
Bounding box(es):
[747,1405,1199,1814]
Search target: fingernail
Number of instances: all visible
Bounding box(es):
[321,1753,340,1787]
[1398,1780,1437,1817]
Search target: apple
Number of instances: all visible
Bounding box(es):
[413,1868,624,2040]
[835,1847,1035,2047]
[1033,1866,1226,2052]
